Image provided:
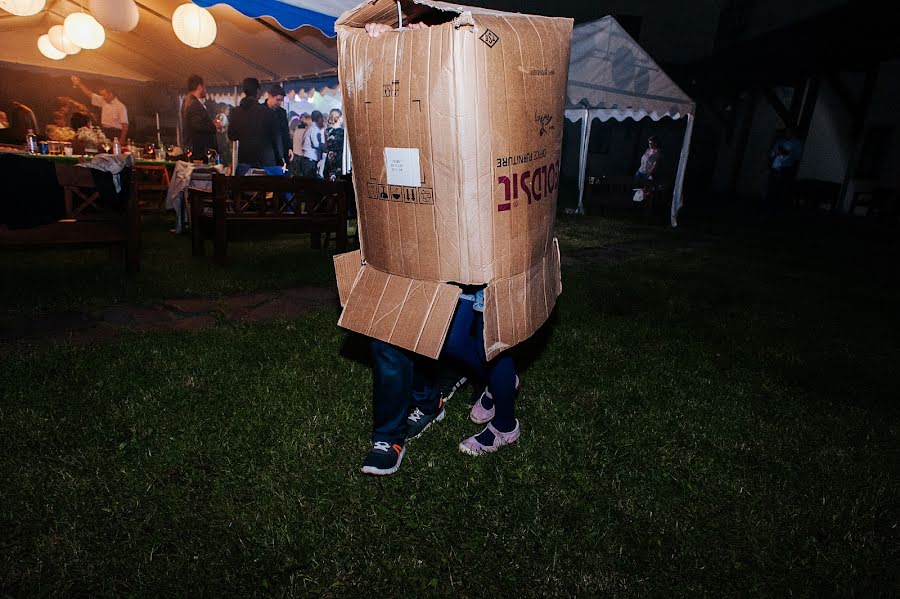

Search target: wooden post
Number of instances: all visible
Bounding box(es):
[838,67,880,212]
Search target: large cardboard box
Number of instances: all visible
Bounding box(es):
[334,0,573,360]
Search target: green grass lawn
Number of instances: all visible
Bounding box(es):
[1,213,898,596]
[0,214,338,322]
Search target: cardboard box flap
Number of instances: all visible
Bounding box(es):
[333,250,363,307]
[482,237,562,361]
[336,0,512,29]
[338,265,461,359]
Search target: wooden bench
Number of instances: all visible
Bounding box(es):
[191,174,349,264]
[0,163,141,272]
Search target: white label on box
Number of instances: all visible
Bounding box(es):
[384,147,422,188]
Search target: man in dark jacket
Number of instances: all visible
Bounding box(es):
[181,74,218,158]
[228,78,281,176]
[265,85,292,168]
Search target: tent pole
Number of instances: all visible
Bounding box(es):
[576,108,590,214]
[671,113,694,228]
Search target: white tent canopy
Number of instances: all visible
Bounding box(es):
[0,0,341,86]
[565,16,695,225]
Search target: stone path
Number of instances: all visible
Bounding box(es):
[0,286,336,347]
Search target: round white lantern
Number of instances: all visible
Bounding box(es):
[64,12,105,50]
[89,0,139,33]
[48,24,81,55]
[0,0,46,16]
[172,3,216,49]
[37,34,66,60]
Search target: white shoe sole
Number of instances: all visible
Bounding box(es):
[459,422,521,456]
[408,409,446,440]
[361,445,406,476]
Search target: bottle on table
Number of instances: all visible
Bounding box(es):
[112,137,121,155]
[26,129,37,154]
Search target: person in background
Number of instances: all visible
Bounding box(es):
[288,111,300,135]
[765,127,804,216]
[0,111,9,129]
[634,135,661,188]
[299,110,325,178]
[70,76,128,146]
[228,77,282,176]
[181,74,218,158]
[70,112,93,132]
[323,108,345,181]
[265,85,292,169]
[215,103,231,165]
[289,113,310,177]
[0,102,39,145]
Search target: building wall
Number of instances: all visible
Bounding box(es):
[707,63,900,207]
[862,59,900,188]
[796,80,857,184]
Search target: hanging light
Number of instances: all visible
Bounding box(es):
[172,3,216,49]
[89,0,139,33]
[48,24,81,55]
[64,11,105,49]
[0,0,46,16]
[37,33,66,60]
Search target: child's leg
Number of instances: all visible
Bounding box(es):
[442,299,488,382]
[410,355,440,415]
[370,339,412,444]
[485,354,517,433]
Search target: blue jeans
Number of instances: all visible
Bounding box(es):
[370,340,438,445]
[442,298,517,431]
[235,163,285,177]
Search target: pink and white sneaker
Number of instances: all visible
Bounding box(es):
[469,376,521,425]
[459,420,521,456]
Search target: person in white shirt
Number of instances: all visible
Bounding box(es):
[298,110,325,178]
[71,76,129,145]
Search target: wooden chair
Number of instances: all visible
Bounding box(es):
[134,163,171,210]
[191,174,349,264]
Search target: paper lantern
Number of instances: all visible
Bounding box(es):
[172,3,216,49]
[37,34,65,60]
[48,24,81,55]
[89,0,139,32]
[64,12,105,50]
[0,0,46,16]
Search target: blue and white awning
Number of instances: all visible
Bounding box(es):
[192,0,361,37]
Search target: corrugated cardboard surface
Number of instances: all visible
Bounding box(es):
[337,1,572,285]
[333,250,363,307]
[334,0,570,358]
[338,264,461,358]
[483,237,561,361]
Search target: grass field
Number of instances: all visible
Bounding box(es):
[1,213,898,596]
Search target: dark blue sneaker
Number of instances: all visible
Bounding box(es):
[361,441,406,476]
[406,399,446,440]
